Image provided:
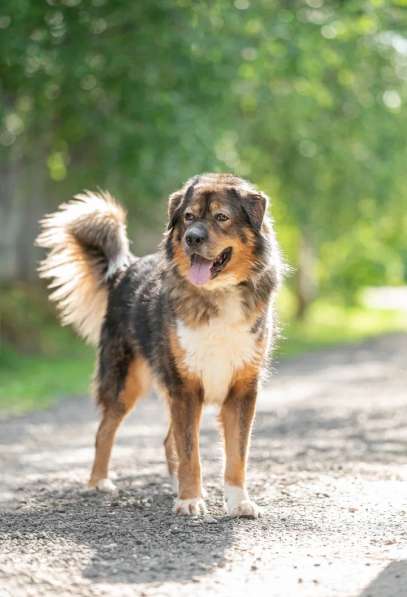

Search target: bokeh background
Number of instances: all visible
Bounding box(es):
[1,0,407,413]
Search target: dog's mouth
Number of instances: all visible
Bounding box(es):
[187,247,232,286]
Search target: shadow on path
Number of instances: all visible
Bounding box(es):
[358,561,407,597]
[1,333,407,594]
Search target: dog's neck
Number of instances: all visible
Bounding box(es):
[163,262,275,329]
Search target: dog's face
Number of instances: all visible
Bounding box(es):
[166,174,269,290]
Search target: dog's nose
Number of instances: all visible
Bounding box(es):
[185,224,208,247]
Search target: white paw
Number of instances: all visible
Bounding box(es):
[93,478,118,494]
[224,484,260,518]
[174,497,207,516]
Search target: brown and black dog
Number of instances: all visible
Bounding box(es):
[37,173,283,517]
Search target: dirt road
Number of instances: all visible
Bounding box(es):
[1,333,407,597]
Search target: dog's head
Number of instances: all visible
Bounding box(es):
[165,173,271,290]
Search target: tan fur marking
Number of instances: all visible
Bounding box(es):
[118,357,151,411]
[225,232,257,284]
[208,199,230,215]
[172,241,194,287]
[164,424,178,478]
[165,329,203,499]
[220,364,259,488]
[89,357,151,487]
[89,408,126,487]
[170,394,203,500]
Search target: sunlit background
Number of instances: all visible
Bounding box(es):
[1,0,407,413]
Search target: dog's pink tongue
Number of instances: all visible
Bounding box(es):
[188,256,213,286]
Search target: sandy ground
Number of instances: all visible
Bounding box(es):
[1,333,407,597]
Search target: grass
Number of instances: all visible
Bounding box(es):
[276,288,407,358]
[0,343,94,415]
[1,284,407,415]
[0,282,95,415]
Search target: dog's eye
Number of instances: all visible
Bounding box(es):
[215,213,229,222]
[184,212,195,221]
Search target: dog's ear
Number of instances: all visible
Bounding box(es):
[241,190,268,232]
[167,191,183,230]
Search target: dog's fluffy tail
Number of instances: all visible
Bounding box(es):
[36,191,130,345]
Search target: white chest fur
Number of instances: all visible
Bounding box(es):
[176,294,259,405]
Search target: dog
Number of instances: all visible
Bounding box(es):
[36,172,283,517]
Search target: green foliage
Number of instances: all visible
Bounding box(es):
[277,287,407,357]
[0,283,94,413]
[1,1,406,298]
[1,3,407,413]
[0,345,93,414]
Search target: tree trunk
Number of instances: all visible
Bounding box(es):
[0,147,48,282]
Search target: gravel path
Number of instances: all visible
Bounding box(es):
[1,333,407,597]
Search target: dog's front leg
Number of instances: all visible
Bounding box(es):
[169,390,206,515]
[220,374,260,518]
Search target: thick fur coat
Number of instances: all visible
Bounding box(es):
[37,173,283,517]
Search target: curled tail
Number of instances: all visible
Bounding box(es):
[36,191,130,345]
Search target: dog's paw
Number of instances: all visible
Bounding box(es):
[89,478,118,494]
[224,485,260,519]
[227,498,260,518]
[174,497,207,516]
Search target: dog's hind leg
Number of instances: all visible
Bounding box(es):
[89,356,151,492]
[89,405,126,492]
[164,424,178,493]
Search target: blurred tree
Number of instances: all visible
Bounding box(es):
[0,0,406,316]
[219,0,407,315]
